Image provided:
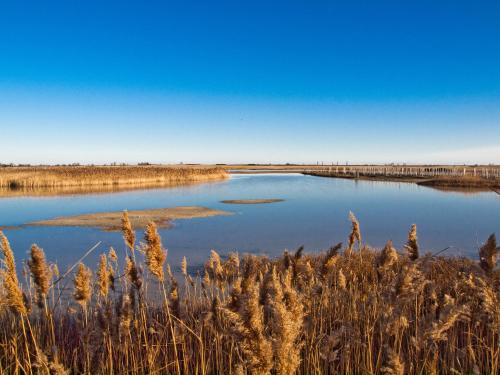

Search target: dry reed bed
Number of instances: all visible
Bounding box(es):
[0,213,498,374]
[0,166,228,189]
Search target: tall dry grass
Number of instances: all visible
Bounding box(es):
[0,216,498,374]
[0,165,228,190]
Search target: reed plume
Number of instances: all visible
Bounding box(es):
[108,247,118,262]
[118,294,132,337]
[265,267,303,375]
[143,222,166,281]
[479,233,497,273]
[125,256,142,291]
[96,253,109,297]
[347,211,361,253]
[0,218,498,374]
[73,263,92,307]
[405,224,419,260]
[121,211,135,253]
[28,244,50,308]
[226,278,273,375]
[224,252,240,281]
[337,268,347,290]
[378,240,398,269]
[0,231,26,315]
[181,256,188,276]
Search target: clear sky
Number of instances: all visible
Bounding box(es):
[1,1,499,165]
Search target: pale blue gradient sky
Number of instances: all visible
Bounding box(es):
[1,1,499,164]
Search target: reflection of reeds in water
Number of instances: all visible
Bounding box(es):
[0,214,498,374]
[0,165,228,195]
[0,180,224,198]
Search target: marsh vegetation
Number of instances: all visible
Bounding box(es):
[0,166,228,192]
[0,213,498,374]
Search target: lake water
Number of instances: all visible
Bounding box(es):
[0,173,498,273]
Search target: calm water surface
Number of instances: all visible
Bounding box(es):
[0,173,498,272]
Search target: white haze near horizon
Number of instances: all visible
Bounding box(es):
[1,86,499,166]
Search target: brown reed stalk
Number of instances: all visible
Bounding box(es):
[380,347,404,375]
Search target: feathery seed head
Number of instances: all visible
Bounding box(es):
[405,224,419,261]
[181,256,188,276]
[96,253,109,297]
[347,211,362,252]
[143,222,166,281]
[73,263,92,307]
[28,244,50,307]
[121,211,136,252]
[108,247,118,262]
[0,231,26,315]
[479,233,497,273]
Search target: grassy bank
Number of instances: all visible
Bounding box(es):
[0,214,498,374]
[304,171,500,189]
[0,165,228,190]
[416,175,500,189]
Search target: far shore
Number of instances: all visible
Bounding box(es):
[226,164,500,189]
[301,171,500,190]
[1,164,499,192]
[27,206,232,231]
[0,165,228,197]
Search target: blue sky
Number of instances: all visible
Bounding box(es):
[1,1,499,164]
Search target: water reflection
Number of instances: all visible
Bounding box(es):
[0,179,220,198]
[0,174,498,274]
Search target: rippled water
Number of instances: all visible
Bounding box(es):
[0,173,498,272]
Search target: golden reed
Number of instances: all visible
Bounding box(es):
[0,214,498,374]
[0,165,228,190]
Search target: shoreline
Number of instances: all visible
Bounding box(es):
[302,171,500,190]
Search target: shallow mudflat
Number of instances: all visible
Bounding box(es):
[28,206,232,230]
[221,198,284,204]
